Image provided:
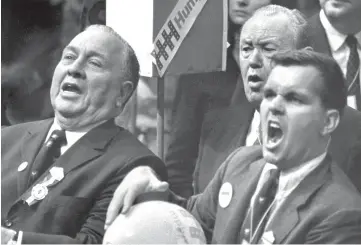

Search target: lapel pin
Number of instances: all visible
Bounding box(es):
[18,161,28,172]
[218,182,233,208]
[49,167,64,181]
[261,230,275,244]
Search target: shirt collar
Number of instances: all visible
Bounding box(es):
[276,152,327,199]
[320,10,361,51]
[45,119,87,147]
[319,10,347,52]
[45,118,107,147]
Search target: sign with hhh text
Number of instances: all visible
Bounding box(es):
[151,0,208,76]
[107,0,227,77]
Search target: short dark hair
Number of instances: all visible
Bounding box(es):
[250,5,311,49]
[271,49,347,115]
[85,25,140,91]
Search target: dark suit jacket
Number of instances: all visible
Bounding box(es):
[195,105,361,194]
[1,118,166,244]
[307,13,332,56]
[165,47,244,197]
[194,102,255,193]
[185,146,361,243]
[306,13,361,192]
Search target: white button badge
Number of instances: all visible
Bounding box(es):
[218,182,233,208]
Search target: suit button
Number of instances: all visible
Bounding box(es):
[31,171,38,177]
[4,219,13,227]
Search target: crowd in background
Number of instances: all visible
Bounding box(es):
[2,0,361,243]
[1,0,321,153]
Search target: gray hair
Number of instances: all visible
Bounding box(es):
[249,5,310,49]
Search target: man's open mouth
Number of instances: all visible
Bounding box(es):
[248,75,263,90]
[61,82,81,94]
[267,120,283,147]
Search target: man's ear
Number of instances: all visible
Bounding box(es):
[116,81,134,108]
[321,109,340,136]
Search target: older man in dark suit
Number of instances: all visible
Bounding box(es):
[194,3,361,194]
[1,25,166,244]
[106,50,361,243]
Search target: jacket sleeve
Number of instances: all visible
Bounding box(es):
[20,156,166,244]
[306,209,361,243]
[346,119,361,193]
[183,148,240,243]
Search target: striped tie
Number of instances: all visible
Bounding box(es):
[346,35,360,110]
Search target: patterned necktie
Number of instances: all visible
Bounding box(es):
[28,129,67,186]
[346,35,360,110]
[240,168,280,244]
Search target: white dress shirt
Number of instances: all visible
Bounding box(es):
[245,110,260,146]
[320,10,361,109]
[249,152,327,239]
[45,119,106,155]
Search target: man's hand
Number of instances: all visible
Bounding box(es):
[105,166,169,230]
[1,227,16,244]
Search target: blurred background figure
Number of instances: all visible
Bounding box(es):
[1,0,64,126]
[103,201,206,244]
[308,0,361,111]
[1,0,325,147]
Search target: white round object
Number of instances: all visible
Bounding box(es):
[103,201,206,244]
[18,161,28,172]
[218,182,233,208]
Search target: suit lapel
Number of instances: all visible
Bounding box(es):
[267,156,331,243]
[308,14,332,56]
[54,120,121,175]
[18,119,53,196]
[227,158,265,243]
[17,119,122,202]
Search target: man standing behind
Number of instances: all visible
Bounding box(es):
[106,50,361,243]
[308,0,361,110]
[195,4,361,194]
[1,25,166,244]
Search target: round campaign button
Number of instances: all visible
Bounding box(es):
[218,182,233,208]
[31,184,49,201]
[18,161,28,172]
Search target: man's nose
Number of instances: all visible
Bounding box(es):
[236,0,249,7]
[249,49,262,69]
[67,59,86,79]
[269,96,285,115]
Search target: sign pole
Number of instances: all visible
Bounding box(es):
[157,77,165,160]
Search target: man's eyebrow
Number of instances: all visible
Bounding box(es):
[258,38,281,45]
[63,46,106,59]
[241,39,252,45]
[86,50,106,60]
[63,46,77,53]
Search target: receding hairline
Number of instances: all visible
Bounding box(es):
[241,12,295,37]
[241,5,309,49]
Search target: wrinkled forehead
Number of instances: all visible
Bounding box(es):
[241,13,295,44]
[67,28,122,55]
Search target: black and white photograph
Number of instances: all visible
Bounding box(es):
[1,0,361,244]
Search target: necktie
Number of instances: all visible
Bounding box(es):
[346,35,360,110]
[240,168,280,244]
[28,129,67,186]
